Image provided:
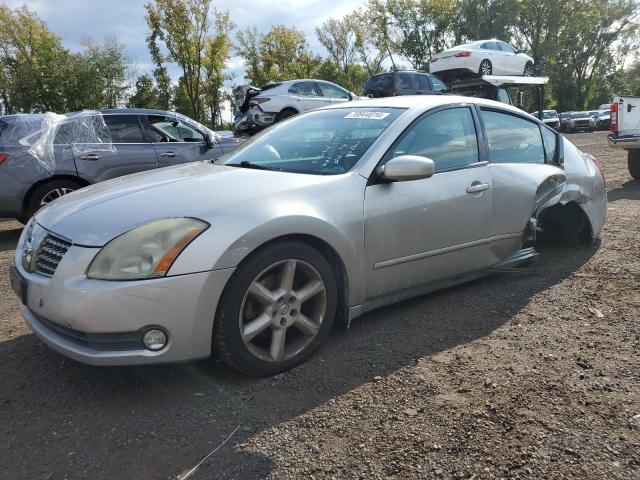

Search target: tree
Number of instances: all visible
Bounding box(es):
[388,0,458,69]
[0,4,70,113]
[552,0,639,109]
[128,74,161,108]
[80,36,133,108]
[146,0,233,121]
[452,0,518,44]
[236,25,319,85]
[202,12,234,126]
[512,0,566,70]
[316,15,360,74]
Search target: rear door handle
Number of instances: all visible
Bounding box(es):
[159,152,176,158]
[466,182,491,194]
[78,153,101,161]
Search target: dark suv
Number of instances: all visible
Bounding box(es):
[363,71,448,97]
[0,108,239,221]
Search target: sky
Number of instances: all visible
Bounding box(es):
[5,0,366,84]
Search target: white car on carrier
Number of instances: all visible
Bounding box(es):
[430,40,534,80]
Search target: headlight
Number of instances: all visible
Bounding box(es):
[87,218,208,280]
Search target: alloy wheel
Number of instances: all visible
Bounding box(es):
[40,187,75,206]
[524,63,534,76]
[480,60,492,76]
[238,259,327,362]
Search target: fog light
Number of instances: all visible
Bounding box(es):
[143,329,167,351]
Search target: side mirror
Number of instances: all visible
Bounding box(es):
[205,132,217,149]
[348,92,354,101]
[378,155,435,182]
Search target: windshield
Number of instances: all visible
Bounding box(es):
[542,111,557,119]
[221,107,404,175]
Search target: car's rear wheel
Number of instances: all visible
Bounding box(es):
[629,150,640,180]
[479,59,492,76]
[25,179,83,219]
[523,62,534,76]
[213,241,337,377]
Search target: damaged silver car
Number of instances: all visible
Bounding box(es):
[11,96,607,376]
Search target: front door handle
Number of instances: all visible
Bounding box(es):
[159,152,176,158]
[78,153,101,161]
[466,182,491,194]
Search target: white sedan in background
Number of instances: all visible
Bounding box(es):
[430,40,534,79]
[234,79,363,133]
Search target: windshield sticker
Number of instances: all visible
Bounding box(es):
[344,112,390,120]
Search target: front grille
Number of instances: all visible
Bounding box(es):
[575,120,590,127]
[34,234,71,276]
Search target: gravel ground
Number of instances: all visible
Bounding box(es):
[0,130,638,479]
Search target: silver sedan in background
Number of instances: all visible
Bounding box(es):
[10,96,607,376]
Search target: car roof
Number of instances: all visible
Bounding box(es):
[99,108,174,115]
[322,94,530,117]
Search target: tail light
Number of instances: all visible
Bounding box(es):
[248,97,270,106]
[454,51,472,57]
[0,153,8,165]
[429,57,438,63]
[610,102,618,133]
[591,155,607,187]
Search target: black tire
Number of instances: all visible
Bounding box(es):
[479,59,492,76]
[25,179,83,219]
[524,62,534,76]
[629,150,640,180]
[213,240,338,377]
[276,109,298,123]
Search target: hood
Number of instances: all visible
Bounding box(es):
[36,161,344,246]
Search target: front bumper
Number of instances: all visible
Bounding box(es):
[14,242,235,365]
[608,134,640,150]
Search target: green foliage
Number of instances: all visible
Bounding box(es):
[128,74,162,109]
[236,25,321,85]
[0,5,132,113]
[145,0,234,124]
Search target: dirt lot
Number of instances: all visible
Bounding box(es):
[0,130,638,479]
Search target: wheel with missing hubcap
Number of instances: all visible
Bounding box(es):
[213,241,337,376]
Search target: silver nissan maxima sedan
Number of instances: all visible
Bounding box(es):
[10,96,607,376]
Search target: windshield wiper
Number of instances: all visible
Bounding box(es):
[231,161,281,171]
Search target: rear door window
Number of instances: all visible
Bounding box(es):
[397,73,414,91]
[289,81,320,97]
[481,110,545,164]
[103,115,145,143]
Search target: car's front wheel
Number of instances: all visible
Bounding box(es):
[523,62,534,76]
[213,241,337,376]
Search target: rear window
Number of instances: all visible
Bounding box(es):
[364,74,394,91]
